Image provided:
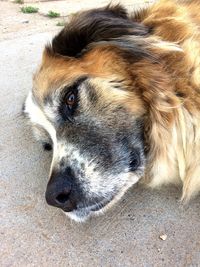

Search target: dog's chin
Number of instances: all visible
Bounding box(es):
[63,199,112,222]
[63,208,101,223]
[62,174,141,222]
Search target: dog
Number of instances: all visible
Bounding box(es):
[24,0,200,222]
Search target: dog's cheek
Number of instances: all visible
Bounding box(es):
[29,125,52,151]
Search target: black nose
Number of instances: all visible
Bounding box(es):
[45,173,77,212]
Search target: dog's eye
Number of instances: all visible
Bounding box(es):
[65,91,76,109]
[59,89,78,122]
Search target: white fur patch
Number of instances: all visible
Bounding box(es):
[25,92,57,144]
[24,91,58,172]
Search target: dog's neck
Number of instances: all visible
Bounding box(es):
[132,0,200,201]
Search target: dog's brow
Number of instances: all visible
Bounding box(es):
[62,76,88,95]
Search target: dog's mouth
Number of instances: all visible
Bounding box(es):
[58,172,143,222]
[46,171,143,222]
[63,197,113,222]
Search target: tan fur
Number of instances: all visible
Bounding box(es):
[34,0,200,201]
[139,0,200,200]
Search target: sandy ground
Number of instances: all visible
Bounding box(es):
[1,1,200,266]
[0,0,154,41]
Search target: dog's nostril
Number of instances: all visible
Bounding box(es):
[56,193,69,204]
[55,191,77,212]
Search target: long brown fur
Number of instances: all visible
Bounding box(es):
[136,0,200,201]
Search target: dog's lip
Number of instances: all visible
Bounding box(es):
[62,202,100,213]
[80,196,114,211]
[63,197,113,215]
[64,205,103,222]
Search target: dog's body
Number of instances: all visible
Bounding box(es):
[24,0,200,221]
[136,0,200,201]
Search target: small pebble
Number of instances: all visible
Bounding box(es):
[21,20,29,24]
[159,234,167,241]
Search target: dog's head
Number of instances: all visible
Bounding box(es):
[24,5,182,221]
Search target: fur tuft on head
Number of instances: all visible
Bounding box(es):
[46,4,150,58]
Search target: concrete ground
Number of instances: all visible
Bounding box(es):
[1,1,200,266]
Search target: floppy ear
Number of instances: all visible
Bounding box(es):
[131,58,182,187]
[46,4,150,58]
[131,60,179,126]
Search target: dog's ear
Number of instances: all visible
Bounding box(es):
[46,4,150,58]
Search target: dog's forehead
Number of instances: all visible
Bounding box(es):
[33,53,84,99]
[32,47,127,101]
